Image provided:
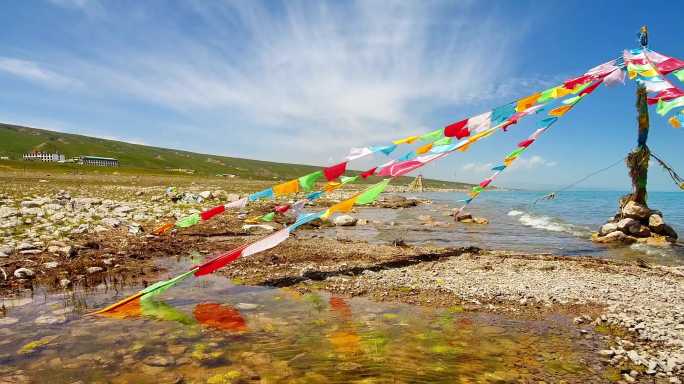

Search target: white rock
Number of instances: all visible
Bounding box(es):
[42,261,60,269]
[86,266,104,274]
[236,303,259,310]
[13,268,35,278]
[34,315,67,325]
[101,217,121,227]
[0,207,18,218]
[198,191,212,199]
[242,224,275,234]
[333,215,358,227]
[599,222,619,236]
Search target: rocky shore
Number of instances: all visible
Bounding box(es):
[1,173,683,382]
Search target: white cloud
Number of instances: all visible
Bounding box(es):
[461,155,556,174]
[462,162,494,172]
[0,57,81,89]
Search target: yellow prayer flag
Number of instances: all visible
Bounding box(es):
[503,157,516,167]
[668,116,682,129]
[273,179,299,197]
[392,135,419,145]
[516,92,541,112]
[415,143,433,154]
[457,143,471,152]
[322,196,358,219]
[549,105,573,117]
[554,86,572,98]
[324,181,342,192]
[628,70,637,80]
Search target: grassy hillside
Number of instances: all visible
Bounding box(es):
[0,123,473,188]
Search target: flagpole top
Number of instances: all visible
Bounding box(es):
[639,26,648,48]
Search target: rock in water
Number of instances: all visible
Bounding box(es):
[592,231,637,244]
[599,222,619,236]
[648,214,665,232]
[617,218,640,233]
[621,201,651,220]
[456,214,473,222]
[333,215,358,226]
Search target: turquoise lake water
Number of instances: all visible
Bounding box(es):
[421,190,684,264]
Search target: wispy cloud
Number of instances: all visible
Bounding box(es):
[461,155,557,174]
[0,57,81,89]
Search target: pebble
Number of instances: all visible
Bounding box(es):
[34,315,67,325]
[0,317,19,325]
[236,303,259,310]
[13,268,35,279]
[86,267,104,274]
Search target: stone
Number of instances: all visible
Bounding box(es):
[617,218,640,233]
[20,198,49,208]
[86,266,104,274]
[623,373,636,383]
[101,218,121,227]
[622,201,651,220]
[59,278,72,288]
[236,303,259,310]
[143,355,175,367]
[0,317,18,325]
[0,245,12,255]
[333,215,358,226]
[456,214,473,222]
[198,191,212,199]
[472,217,489,225]
[34,315,67,325]
[629,224,651,238]
[598,349,615,357]
[0,207,18,218]
[226,193,240,202]
[599,222,619,236]
[592,231,637,244]
[128,224,142,235]
[379,195,418,209]
[42,261,59,269]
[242,224,275,234]
[657,223,678,240]
[16,242,38,251]
[13,268,35,279]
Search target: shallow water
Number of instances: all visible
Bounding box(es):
[1,259,611,383]
[320,190,684,265]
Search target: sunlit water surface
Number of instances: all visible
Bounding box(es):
[0,259,611,383]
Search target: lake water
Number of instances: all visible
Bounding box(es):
[321,190,684,265]
[0,259,612,383]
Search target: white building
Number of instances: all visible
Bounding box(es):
[79,156,119,167]
[22,152,65,162]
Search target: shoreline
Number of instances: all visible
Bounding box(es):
[1,174,683,381]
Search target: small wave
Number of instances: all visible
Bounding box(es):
[513,211,590,237]
[629,243,671,257]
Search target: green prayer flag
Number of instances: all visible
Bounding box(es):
[656,96,684,116]
[260,212,275,222]
[176,213,200,228]
[142,269,197,296]
[419,129,444,142]
[355,179,391,205]
[673,69,684,82]
[471,186,484,193]
[298,171,323,192]
[140,298,196,325]
[340,176,358,184]
[506,147,525,158]
[537,87,556,103]
[562,96,581,105]
[433,137,453,146]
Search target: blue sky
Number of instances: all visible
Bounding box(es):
[1,0,683,191]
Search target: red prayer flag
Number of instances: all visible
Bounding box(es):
[579,81,602,96]
[274,204,291,213]
[479,179,492,188]
[656,58,684,74]
[444,119,469,139]
[360,167,377,179]
[324,162,347,181]
[200,205,226,221]
[517,139,534,148]
[564,74,592,89]
[195,244,248,276]
[647,88,684,105]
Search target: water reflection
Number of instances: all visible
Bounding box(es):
[0,267,609,383]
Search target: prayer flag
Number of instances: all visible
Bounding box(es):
[324,162,347,181]
[322,196,358,219]
[176,213,200,228]
[356,179,391,205]
[201,205,225,221]
[518,139,534,148]
[249,188,274,201]
[668,116,681,128]
[393,136,420,145]
[420,129,444,142]
[516,93,541,112]
[273,179,299,197]
[491,165,506,171]
[415,143,433,154]
[444,119,469,138]
[260,212,275,222]
[360,167,377,178]
[299,171,323,191]
[656,96,684,116]
[549,105,573,117]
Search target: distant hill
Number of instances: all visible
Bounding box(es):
[0,122,474,189]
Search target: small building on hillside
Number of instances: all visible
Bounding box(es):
[22,152,65,162]
[78,156,119,167]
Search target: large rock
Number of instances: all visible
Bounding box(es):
[629,224,651,238]
[648,214,665,232]
[333,215,358,226]
[599,222,619,236]
[592,230,637,244]
[198,191,212,199]
[657,223,678,240]
[617,218,640,233]
[379,195,418,209]
[242,224,276,234]
[0,207,18,218]
[621,201,651,221]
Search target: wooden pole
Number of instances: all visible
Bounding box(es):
[625,26,650,206]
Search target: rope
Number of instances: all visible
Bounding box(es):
[650,151,684,189]
[532,156,626,205]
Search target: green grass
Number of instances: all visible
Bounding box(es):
[0,122,473,188]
